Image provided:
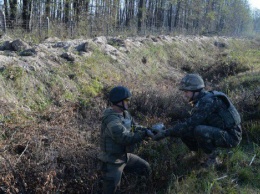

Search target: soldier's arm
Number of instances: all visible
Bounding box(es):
[125,111,147,131]
[167,96,219,136]
[106,116,146,145]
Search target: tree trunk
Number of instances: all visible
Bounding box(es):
[10,0,18,28]
[45,0,51,18]
[125,0,130,26]
[58,0,62,21]
[168,4,172,31]
[137,0,144,32]
[174,0,181,28]
[3,0,9,21]
[22,0,31,31]
[73,0,80,23]
[64,0,70,24]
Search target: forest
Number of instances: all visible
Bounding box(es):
[1,0,260,38]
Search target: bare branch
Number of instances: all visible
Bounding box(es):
[249,154,256,166]
[15,141,30,165]
[214,175,228,181]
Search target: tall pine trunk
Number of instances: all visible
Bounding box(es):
[137,0,144,32]
[10,0,18,28]
[22,0,32,31]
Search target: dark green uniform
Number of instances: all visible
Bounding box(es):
[98,108,150,194]
[167,90,242,154]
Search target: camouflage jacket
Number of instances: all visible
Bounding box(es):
[167,90,242,137]
[98,108,146,164]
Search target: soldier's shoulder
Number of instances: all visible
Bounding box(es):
[198,93,216,106]
[102,111,121,125]
[103,114,120,122]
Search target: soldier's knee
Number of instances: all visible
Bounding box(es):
[194,125,207,138]
[140,161,151,177]
[145,163,152,176]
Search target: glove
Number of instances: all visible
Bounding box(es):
[153,130,167,141]
[151,123,166,134]
[146,129,155,138]
[137,128,154,138]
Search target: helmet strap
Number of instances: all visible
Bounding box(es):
[114,101,127,111]
[189,91,196,102]
[189,89,202,104]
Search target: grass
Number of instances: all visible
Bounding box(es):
[138,141,260,194]
[0,35,260,193]
[228,39,260,71]
[221,72,260,90]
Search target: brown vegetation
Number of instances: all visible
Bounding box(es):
[0,35,260,193]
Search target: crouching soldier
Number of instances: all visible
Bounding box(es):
[98,86,154,194]
[154,74,242,167]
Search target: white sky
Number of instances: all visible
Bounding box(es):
[248,0,260,9]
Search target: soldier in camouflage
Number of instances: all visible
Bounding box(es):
[98,86,153,194]
[154,74,242,166]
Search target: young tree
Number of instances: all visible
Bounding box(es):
[45,0,51,18]
[137,0,144,32]
[9,0,18,28]
[22,0,32,31]
[64,0,70,24]
[174,0,181,29]
[3,0,9,21]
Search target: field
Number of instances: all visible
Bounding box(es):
[0,35,259,193]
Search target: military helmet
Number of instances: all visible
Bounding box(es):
[179,74,205,91]
[109,86,132,104]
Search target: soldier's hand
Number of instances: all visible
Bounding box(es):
[146,129,155,138]
[151,123,165,134]
[153,131,166,141]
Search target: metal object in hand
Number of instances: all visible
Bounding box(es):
[151,123,165,133]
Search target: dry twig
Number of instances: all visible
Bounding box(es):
[214,175,228,181]
[16,141,30,165]
[249,154,256,166]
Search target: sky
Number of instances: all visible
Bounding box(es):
[248,0,260,10]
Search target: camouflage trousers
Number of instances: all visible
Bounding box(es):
[101,153,151,194]
[181,125,242,154]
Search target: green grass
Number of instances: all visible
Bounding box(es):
[221,72,260,91]
[140,141,260,194]
[228,39,260,71]
[0,35,260,193]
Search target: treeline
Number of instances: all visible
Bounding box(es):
[2,0,260,36]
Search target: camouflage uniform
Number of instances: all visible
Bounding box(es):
[98,108,150,194]
[166,89,242,154]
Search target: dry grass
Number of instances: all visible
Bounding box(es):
[0,100,104,193]
[0,36,260,193]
